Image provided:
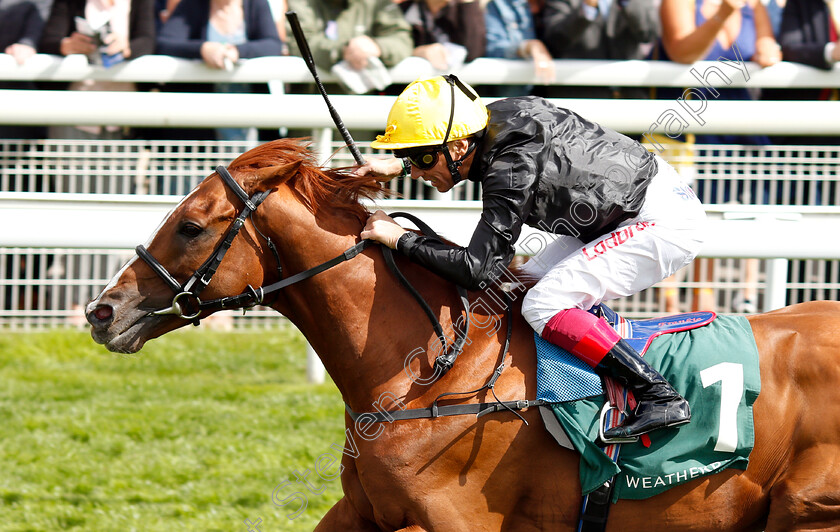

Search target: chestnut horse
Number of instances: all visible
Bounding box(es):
[86,139,840,531]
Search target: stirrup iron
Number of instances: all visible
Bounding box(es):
[598,402,639,445]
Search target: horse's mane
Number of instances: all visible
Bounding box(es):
[229,138,384,221]
[229,140,542,305]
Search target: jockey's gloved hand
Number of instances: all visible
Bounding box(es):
[361,210,407,249]
[354,157,405,183]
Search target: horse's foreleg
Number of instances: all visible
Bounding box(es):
[314,496,379,532]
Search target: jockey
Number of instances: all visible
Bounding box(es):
[355,75,706,438]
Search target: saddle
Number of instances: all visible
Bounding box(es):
[536,304,761,513]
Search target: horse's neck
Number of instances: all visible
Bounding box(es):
[264,198,508,411]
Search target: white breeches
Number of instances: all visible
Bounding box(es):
[520,156,707,335]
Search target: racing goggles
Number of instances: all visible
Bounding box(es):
[403,148,441,170]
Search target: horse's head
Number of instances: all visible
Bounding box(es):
[86,139,383,354]
[85,159,301,353]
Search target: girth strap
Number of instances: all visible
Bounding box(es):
[578,480,616,532]
[344,399,548,422]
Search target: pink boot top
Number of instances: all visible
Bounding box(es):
[541,308,621,367]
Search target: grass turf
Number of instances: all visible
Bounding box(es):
[0,326,346,531]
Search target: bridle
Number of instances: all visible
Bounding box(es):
[136,165,371,324]
[134,164,468,376]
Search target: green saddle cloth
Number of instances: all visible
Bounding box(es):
[550,315,761,502]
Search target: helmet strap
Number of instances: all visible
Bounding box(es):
[440,74,480,185]
[442,138,477,184]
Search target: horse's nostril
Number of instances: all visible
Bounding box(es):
[93,305,113,322]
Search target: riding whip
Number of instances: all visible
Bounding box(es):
[286,11,365,165]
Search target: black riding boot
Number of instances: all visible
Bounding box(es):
[596,339,691,438]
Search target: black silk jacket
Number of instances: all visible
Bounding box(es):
[396,96,657,290]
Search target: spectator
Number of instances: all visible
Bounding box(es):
[530,0,547,37]
[659,0,780,66]
[778,0,839,69]
[286,0,412,93]
[267,0,288,49]
[38,0,155,139]
[157,0,284,70]
[156,0,284,140]
[2,0,53,64]
[484,0,556,95]
[762,0,785,37]
[153,0,180,31]
[540,0,659,98]
[0,0,54,138]
[399,0,485,71]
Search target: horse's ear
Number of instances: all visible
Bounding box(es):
[250,161,302,193]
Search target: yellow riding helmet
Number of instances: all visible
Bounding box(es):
[370,76,489,151]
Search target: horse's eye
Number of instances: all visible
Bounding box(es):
[179,223,203,238]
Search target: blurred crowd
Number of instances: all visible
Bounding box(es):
[4,0,840,140]
[1,0,831,163]
[1,0,838,139]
